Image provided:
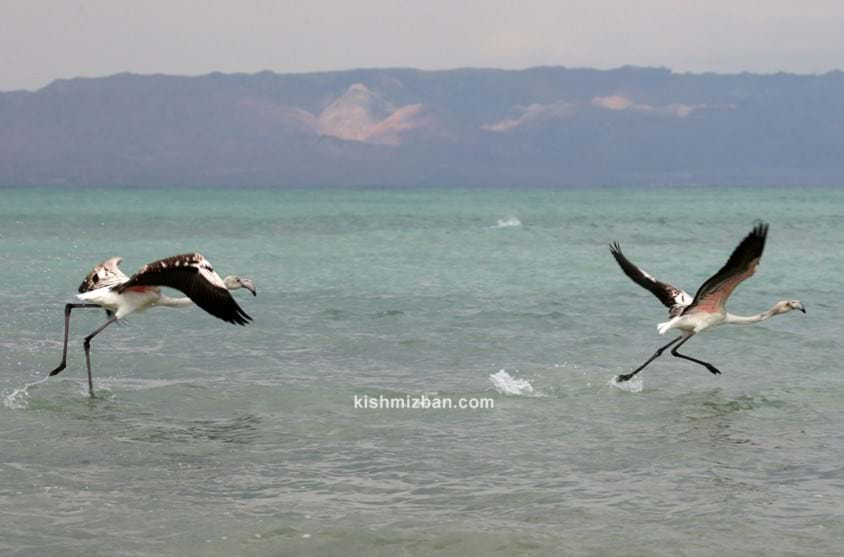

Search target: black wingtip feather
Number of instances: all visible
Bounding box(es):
[608,238,690,312]
[753,221,769,241]
[745,221,769,254]
[609,242,626,263]
[230,307,252,326]
[685,222,771,310]
[214,298,252,326]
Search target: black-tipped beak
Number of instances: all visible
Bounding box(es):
[240,278,257,296]
[799,306,806,314]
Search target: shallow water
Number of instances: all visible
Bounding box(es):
[1,186,843,556]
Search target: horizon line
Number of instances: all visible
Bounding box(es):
[4,64,844,95]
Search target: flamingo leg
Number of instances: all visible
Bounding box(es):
[616,335,685,382]
[82,315,119,397]
[670,335,722,376]
[48,303,102,377]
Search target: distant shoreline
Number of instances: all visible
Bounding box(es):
[3,183,842,191]
[3,67,843,188]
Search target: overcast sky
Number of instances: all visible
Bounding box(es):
[3,0,843,91]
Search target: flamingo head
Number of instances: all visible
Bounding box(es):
[223,276,257,296]
[776,300,805,314]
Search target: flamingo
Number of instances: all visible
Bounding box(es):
[47,253,256,396]
[610,222,804,382]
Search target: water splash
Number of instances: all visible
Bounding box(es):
[494,217,522,228]
[489,369,534,395]
[608,374,643,393]
[3,376,50,409]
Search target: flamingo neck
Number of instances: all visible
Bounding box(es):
[156,295,193,308]
[724,305,779,325]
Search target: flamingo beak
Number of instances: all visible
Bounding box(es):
[799,305,806,314]
[240,278,257,296]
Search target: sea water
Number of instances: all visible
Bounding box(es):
[1,186,842,556]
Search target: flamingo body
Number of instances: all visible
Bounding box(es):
[77,285,159,318]
[657,311,725,336]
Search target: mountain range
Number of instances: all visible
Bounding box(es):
[2,66,843,186]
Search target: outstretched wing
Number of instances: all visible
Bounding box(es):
[683,222,768,315]
[78,257,129,293]
[117,253,252,325]
[610,242,692,317]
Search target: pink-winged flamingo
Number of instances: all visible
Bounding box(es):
[47,253,256,396]
[610,222,804,382]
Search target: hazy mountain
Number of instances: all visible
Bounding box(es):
[2,66,843,186]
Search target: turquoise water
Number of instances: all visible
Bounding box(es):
[1,186,842,556]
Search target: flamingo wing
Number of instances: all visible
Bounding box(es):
[683,222,768,315]
[609,242,692,316]
[117,253,252,325]
[78,257,129,293]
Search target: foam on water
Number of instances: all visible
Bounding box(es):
[494,217,522,228]
[608,374,643,393]
[489,369,534,395]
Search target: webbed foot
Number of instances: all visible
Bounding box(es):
[707,365,722,376]
[49,363,66,376]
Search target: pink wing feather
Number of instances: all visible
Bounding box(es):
[683,223,768,315]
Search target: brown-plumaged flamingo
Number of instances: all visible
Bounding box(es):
[47,253,256,396]
[610,222,804,382]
